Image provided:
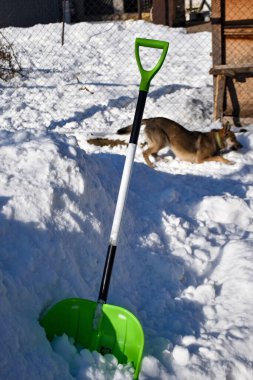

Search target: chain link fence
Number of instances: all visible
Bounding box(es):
[0,1,251,135]
[225,1,253,122]
[211,0,253,124]
[0,0,213,134]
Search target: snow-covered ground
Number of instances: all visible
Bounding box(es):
[1,21,253,380]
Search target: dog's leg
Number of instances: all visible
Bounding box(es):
[151,152,162,161]
[197,155,235,165]
[143,147,159,168]
[143,125,168,167]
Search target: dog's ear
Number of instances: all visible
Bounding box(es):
[223,121,231,134]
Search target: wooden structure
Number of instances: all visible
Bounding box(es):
[211,0,253,125]
[152,0,185,27]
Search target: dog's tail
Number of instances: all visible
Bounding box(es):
[117,119,148,135]
[117,125,132,135]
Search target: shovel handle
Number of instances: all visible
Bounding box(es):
[135,38,169,92]
[99,38,169,304]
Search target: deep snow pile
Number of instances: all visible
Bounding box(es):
[1,21,253,380]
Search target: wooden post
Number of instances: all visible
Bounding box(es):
[152,0,168,25]
[211,0,224,66]
[137,0,142,19]
[213,74,226,121]
[168,0,175,26]
[61,0,66,46]
[152,0,185,26]
[211,0,225,121]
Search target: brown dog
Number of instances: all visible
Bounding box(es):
[117,117,242,167]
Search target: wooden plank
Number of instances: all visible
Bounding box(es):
[225,28,253,38]
[210,64,253,76]
[225,20,253,27]
[212,24,223,65]
[211,0,222,18]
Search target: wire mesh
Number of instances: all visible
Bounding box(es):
[210,0,253,122]
[0,1,251,133]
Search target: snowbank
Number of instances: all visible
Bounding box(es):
[1,21,253,380]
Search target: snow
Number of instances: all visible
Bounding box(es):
[172,345,190,366]
[1,20,253,380]
[51,334,135,380]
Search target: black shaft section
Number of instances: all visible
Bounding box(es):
[98,91,147,304]
[129,90,148,144]
[98,244,117,303]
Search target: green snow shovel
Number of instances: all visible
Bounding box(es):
[40,38,169,379]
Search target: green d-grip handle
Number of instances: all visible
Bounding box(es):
[135,38,169,92]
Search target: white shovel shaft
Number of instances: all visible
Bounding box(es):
[110,143,137,246]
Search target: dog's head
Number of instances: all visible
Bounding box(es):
[220,123,243,151]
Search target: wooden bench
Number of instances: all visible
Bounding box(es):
[210,64,253,126]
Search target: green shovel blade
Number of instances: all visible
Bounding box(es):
[40,298,144,379]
